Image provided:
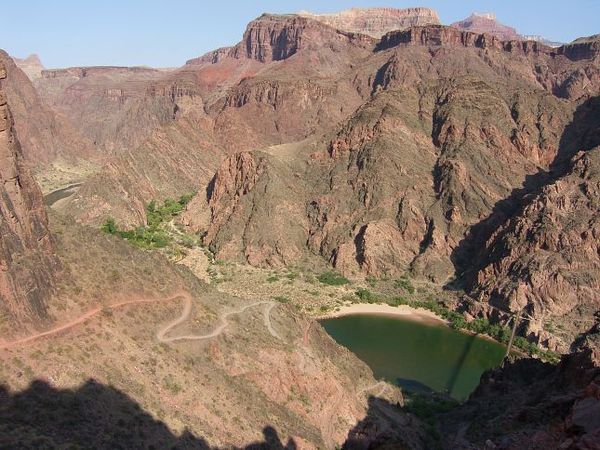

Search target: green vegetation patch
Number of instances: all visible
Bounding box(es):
[355,288,377,303]
[317,271,349,286]
[394,276,415,294]
[101,194,195,250]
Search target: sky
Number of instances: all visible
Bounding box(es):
[0,0,598,69]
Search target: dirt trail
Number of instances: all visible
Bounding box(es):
[0,292,190,350]
[157,297,280,343]
[0,289,281,350]
[357,381,389,398]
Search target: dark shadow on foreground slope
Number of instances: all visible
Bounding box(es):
[0,379,297,450]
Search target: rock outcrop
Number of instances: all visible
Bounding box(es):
[34,65,178,155]
[560,34,600,61]
[0,59,58,324]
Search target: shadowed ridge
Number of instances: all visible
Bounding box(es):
[0,379,299,449]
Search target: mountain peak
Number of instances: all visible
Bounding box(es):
[451,11,519,41]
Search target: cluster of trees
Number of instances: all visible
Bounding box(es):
[101,194,194,249]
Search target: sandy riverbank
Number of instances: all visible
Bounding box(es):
[318,303,510,348]
[318,303,447,325]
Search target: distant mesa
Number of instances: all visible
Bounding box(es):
[12,54,44,81]
[296,7,441,38]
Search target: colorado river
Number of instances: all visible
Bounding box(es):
[321,314,506,400]
[43,183,82,207]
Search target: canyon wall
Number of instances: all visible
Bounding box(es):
[0,59,58,324]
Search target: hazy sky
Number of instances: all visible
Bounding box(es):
[1,0,598,68]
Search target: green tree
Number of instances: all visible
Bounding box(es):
[101,218,118,235]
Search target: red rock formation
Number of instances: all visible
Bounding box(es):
[34,65,177,154]
[0,59,58,323]
[560,34,600,61]
[378,25,551,54]
[229,14,375,63]
[185,47,232,66]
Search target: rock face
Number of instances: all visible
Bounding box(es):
[185,46,232,66]
[297,7,440,38]
[0,60,58,323]
[451,12,566,47]
[229,14,375,63]
[560,34,600,61]
[34,65,177,155]
[451,12,520,41]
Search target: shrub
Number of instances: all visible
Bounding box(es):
[355,288,375,303]
[366,276,377,287]
[394,277,415,294]
[178,193,194,206]
[101,218,118,235]
[317,271,349,286]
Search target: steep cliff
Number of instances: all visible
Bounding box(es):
[0,60,58,325]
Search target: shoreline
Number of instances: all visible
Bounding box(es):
[318,303,507,347]
[318,303,447,326]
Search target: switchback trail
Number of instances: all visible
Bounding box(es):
[157,297,280,343]
[0,292,191,350]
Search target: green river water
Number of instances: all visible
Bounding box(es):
[321,314,506,400]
